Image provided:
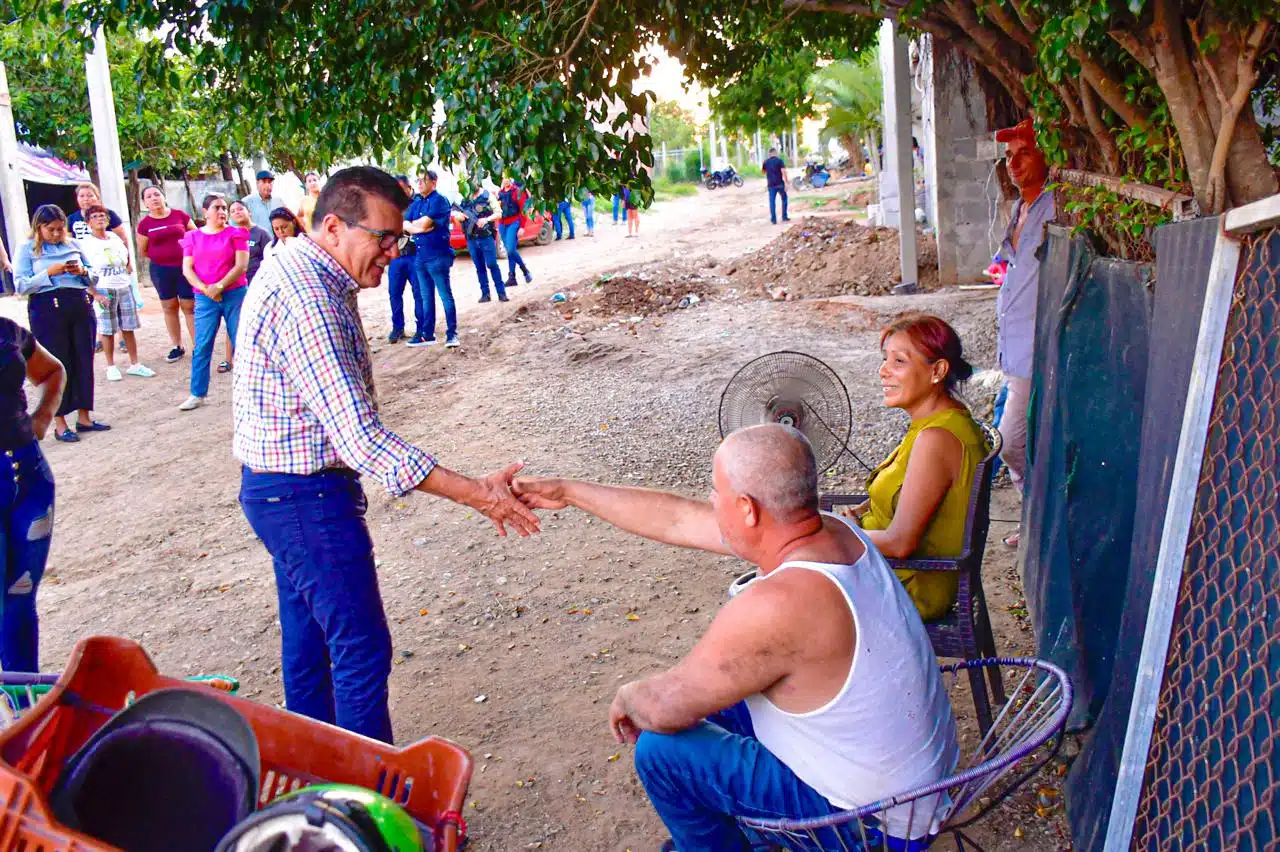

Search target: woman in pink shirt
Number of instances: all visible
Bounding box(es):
[177,194,248,411]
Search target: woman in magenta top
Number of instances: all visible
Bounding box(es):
[177,193,248,411]
[135,185,195,363]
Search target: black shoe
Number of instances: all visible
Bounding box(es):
[498,295,510,302]
[478,295,492,303]
[554,235,562,241]
[506,278,518,289]
[388,329,405,343]
[782,216,791,221]
[166,346,185,363]
[524,272,533,284]
[566,235,575,240]
[75,420,111,433]
[54,429,79,443]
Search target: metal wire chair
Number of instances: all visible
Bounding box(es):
[735,657,1072,852]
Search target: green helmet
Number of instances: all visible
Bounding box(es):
[215,783,424,852]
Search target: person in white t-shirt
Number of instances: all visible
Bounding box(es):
[513,424,959,849]
[81,206,154,381]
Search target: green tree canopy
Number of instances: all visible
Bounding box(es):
[648,99,699,150]
[15,0,1278,213]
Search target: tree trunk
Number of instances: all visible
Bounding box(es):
[126,168,141,231]
[181,167,201,224]
[846,133,866,175]
[219,152,235,182]
[867,127,880,179]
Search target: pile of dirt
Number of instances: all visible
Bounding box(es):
[725,216,940,299]
[570,256,731,317]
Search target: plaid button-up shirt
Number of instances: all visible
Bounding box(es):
[232,236,437,496]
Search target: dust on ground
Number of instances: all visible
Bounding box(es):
[726,216,941,300]
[22,178,1068,851]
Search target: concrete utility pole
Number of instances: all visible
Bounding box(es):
[709,121,718,168]
[84,28,136,261]
[879,19,918,291]
[0,63,28,260]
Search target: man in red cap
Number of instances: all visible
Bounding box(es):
[993,119,1054,547]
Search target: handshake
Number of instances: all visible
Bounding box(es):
[443,462,570,538]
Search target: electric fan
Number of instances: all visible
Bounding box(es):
[718,351,856,473]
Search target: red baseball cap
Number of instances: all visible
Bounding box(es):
[995,119,1036,145]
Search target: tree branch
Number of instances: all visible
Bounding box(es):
[1079,77,1120,174]
[780,0,888,16]
[944,0,1034,74]
[1201,19,1273,212]
[1068,47,1150,129]
[980,0,1034,50]
[915,13,1031,111]
[561,0,600,63]
[1109,28,1155,74]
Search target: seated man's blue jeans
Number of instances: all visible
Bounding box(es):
[238,467,393,743]
[191,286,247,397]
[467,237,506,299]
[499,221,529,282]
[635,701,892,851]
[768,186,789,224]
[416,254,458,341]
[387,254,424,335]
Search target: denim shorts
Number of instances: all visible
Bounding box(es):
[149,263,194,301]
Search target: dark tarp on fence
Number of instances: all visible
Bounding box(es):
[1062,216,1222,851]
[1021,225,1154,733]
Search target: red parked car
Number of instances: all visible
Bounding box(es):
[449,211,553,254]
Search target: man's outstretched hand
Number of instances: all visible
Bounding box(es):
[511,476,571,511]
[472,463,541,537]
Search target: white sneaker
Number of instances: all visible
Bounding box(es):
[126,363,156,378]
[105,365,123,382]
[445,336,460,348]
[178,395,204,411]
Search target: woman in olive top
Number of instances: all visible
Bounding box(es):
[845,313,987,621]
[136,184,196,362]
[0,314,65,670]
[13,205,110,443]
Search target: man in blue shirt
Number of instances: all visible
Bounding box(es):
[242,171,286,232]
[386,176,424,342]
[404,171,459,348]
[993,119,1055,548]
[761,149,790,225]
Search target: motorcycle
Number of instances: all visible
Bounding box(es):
[791,160,831,190]
[702,165,744,189]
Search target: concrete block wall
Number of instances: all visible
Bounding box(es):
[921,36,1006,284]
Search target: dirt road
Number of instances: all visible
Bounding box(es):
[20,177,1066,851]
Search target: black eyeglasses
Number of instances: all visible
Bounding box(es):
[340,218,409,251]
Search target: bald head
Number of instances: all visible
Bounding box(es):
[716,424,820,519]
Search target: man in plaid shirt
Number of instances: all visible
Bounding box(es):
[233,167,539,742]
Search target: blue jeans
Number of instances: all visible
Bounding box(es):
[635,702,890,851]
[769,186,789,223]
[554,201,575,238]
[191,286,246,398]
[0,442,55,672]
[583,200,595,232]
[612,194,622,223]
[499,221,528,282]
[387,255,424,335]
[416,255,458,341]
[467,237,506,299]
[238,468,393,743]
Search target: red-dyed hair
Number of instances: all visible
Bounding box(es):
[879,313,974,394]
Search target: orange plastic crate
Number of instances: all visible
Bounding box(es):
[0,636,473,851]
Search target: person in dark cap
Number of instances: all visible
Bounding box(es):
[992,118,1054,548]
[242,170,284,232]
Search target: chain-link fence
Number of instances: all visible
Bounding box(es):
[1131,227,1280,850]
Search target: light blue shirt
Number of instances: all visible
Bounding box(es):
[14,239,92,295]
[996,189,1056,378]
[241,193,286,232]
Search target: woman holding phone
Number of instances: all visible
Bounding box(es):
[13,205,108,443]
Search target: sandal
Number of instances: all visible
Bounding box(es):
[217,361,233,373]
[54,429,80,443]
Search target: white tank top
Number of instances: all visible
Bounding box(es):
[744,516,959,839]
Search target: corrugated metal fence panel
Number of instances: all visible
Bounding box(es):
[1065,216,1222,850]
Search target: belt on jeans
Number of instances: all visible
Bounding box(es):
[244,465,358,479]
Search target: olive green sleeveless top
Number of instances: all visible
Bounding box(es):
[860,407,988,621]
